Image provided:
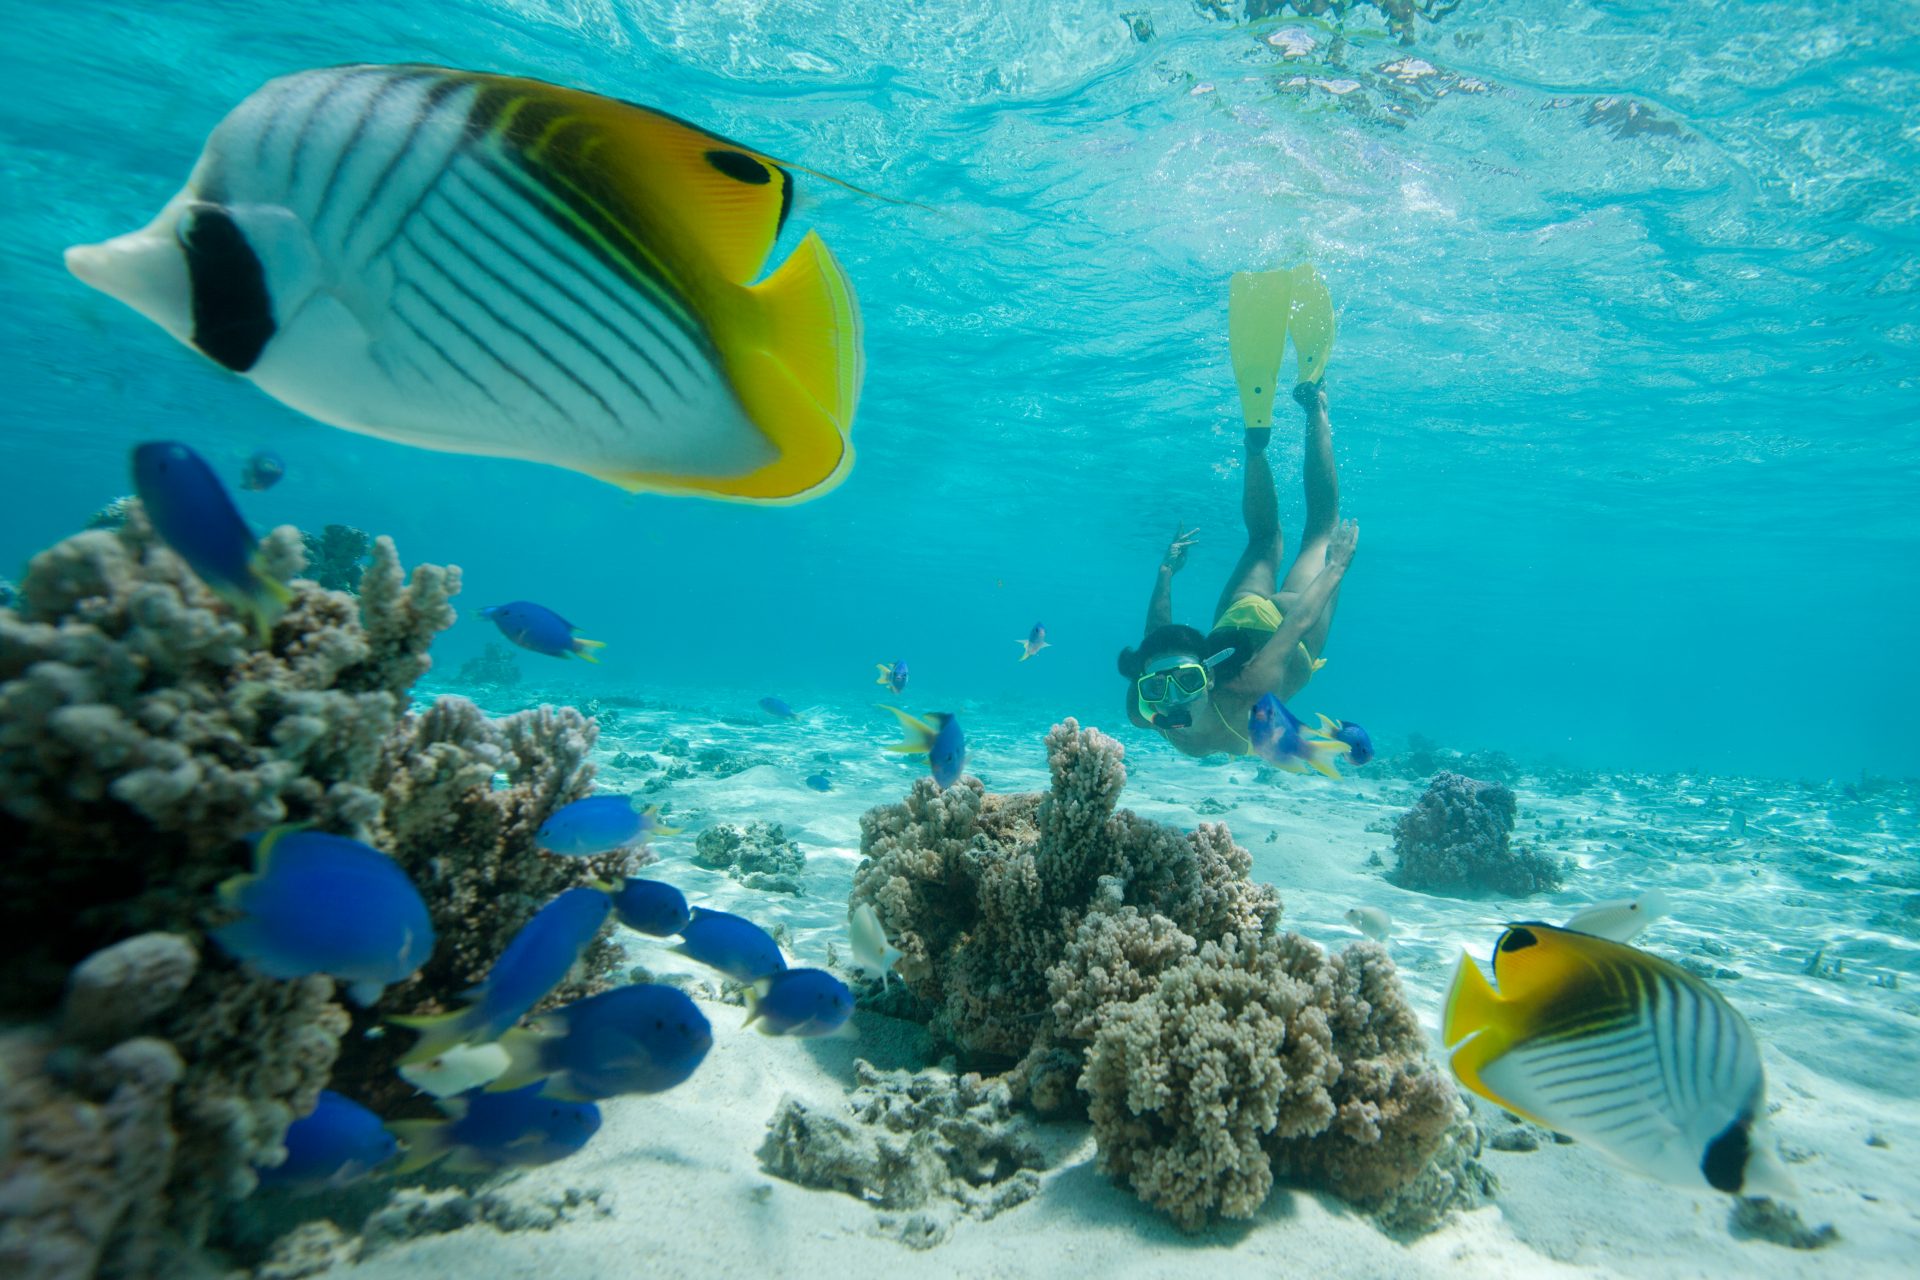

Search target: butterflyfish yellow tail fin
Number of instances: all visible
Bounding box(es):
[1288,263,1336,385]
[879,704,935,754]
[1442,949,1535,1117]
[1229,268,1295,432]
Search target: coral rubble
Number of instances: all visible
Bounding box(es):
[758,1059,1045,1248]
[692,820,806,894]
[851,720,1459,1231]
[0,508,620,1273]
[453,642,523,689]
[300,524,372,594]
[1386,771,1567,897]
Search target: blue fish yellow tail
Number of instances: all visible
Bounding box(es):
[391,1007,487,1067]
[386,1117,451,1175]
[879,705,936,754]
[486,1028,549,1095]
[1303,735,1349,779]
[571,637,606,664]
[643,806,683,837]
[874,663,894,686]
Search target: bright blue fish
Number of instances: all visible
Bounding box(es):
[493,985,713,1101]
[880,706,966,789]
[389,1083,600,1174]
[393,887,610,1065]
[239,449,285,491]
[874,660,908,695]
[211,826,434,1006]
[603,876,691,937]
[256,1090,396,1191]
[132,441,290,635]
[805,773,833,792]
[760,696,798,719]
[1248,694,1349,780]
[673,907,787,983]
[537,794,679,857]
[1312,714,1375,766]
[745,967,853,1038]
[1017,623,1050,661]
[480,601,605,662]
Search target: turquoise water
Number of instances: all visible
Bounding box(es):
[6,0,1917,780]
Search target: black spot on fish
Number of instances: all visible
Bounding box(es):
[1702,1114,1753,1193]
[1499,927,1538,953]
[706,149,769,185]
[180,203,275,372]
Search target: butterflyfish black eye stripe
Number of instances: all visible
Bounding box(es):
[179,204,274,372]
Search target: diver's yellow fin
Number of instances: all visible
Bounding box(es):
[1288,263,1336,385]
[1229,268,1295,431]
[879,704,935,753]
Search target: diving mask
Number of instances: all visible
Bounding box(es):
[1136,650,1232,723]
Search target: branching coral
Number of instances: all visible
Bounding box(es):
[0,509,619,1272]
[850,720,1460,1231]
[1387,770,1567,897]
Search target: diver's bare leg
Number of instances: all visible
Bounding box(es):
[1280,381,1341,654]
[1212,431,1285,624]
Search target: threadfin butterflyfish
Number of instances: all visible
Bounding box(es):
[848,902,904,986]
[1443,922,1793,1197]
[67,65,863,503]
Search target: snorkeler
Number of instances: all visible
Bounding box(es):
[1118,264,1357,759]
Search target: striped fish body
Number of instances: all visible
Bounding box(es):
[1444,922,1789,1196]
[66,65,862,502]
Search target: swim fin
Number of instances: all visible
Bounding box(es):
[1228,268,1295,432]
[1288,263,1335,385]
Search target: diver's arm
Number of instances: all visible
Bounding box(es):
[1230,520,1358,693]
[1147,525,1199,632]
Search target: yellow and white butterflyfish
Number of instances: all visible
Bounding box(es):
[65,64,863,503]
[1443,922,1793,1197]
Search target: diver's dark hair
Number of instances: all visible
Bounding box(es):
[1116,624,1211,681]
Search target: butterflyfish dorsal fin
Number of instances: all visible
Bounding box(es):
[468,72,795,290]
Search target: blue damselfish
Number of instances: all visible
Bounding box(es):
[537,794,678,857]
[874,660,908,694]
[390,1083,601,1174]
[393,887,610,1065]
[760,695,798,719]
[494,984,713,1101]
[211,826,434,1006]
[481,601,605,662]
[881,706,966,789]
[672,907,787,983]
[256,1090,396,1191]
[745,967,853,1038]
[1312,715,1374,766]
[604,877,691,937]
[1248,694,1348,780]
[132,441,290,636]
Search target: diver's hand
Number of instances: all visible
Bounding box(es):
[1328,519,1359,571]
[1161,526,1200,574]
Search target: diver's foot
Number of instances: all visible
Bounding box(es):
[1293,379,1326,411]
[1245,427,1271,452]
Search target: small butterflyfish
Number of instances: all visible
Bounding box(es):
[1311,714,1374,766]
[389,1083,600,1174]
[760,695,798,719]
[1017,623,1050,661]
[880,706,966,788]
[537,794,677,856]
[601,876,691,937]
[239,449,286,492]
[211,826,434,1006]
[1563,889,1671,943]
[1248,694,1349,779]
[393,886,610,1065]
[481,601,604,662]
[255,1090,396,1191]
[672,907,787,983]
[67,65,863,503]
[848,902,904,987]
[492,984,712,1101]
[745,967,853,1037]
[1443,922,1793,1197]
[1345,906,1393,942]
[875,659,909,694]
[132,441,291,637]
[398,1041,511,1098]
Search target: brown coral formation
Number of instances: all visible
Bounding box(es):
[0,509,619,1275]
[850,720,1462,1231]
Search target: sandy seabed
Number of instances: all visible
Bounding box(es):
[320,688,1920,1280]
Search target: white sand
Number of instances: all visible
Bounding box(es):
[338,691,1919,1278]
